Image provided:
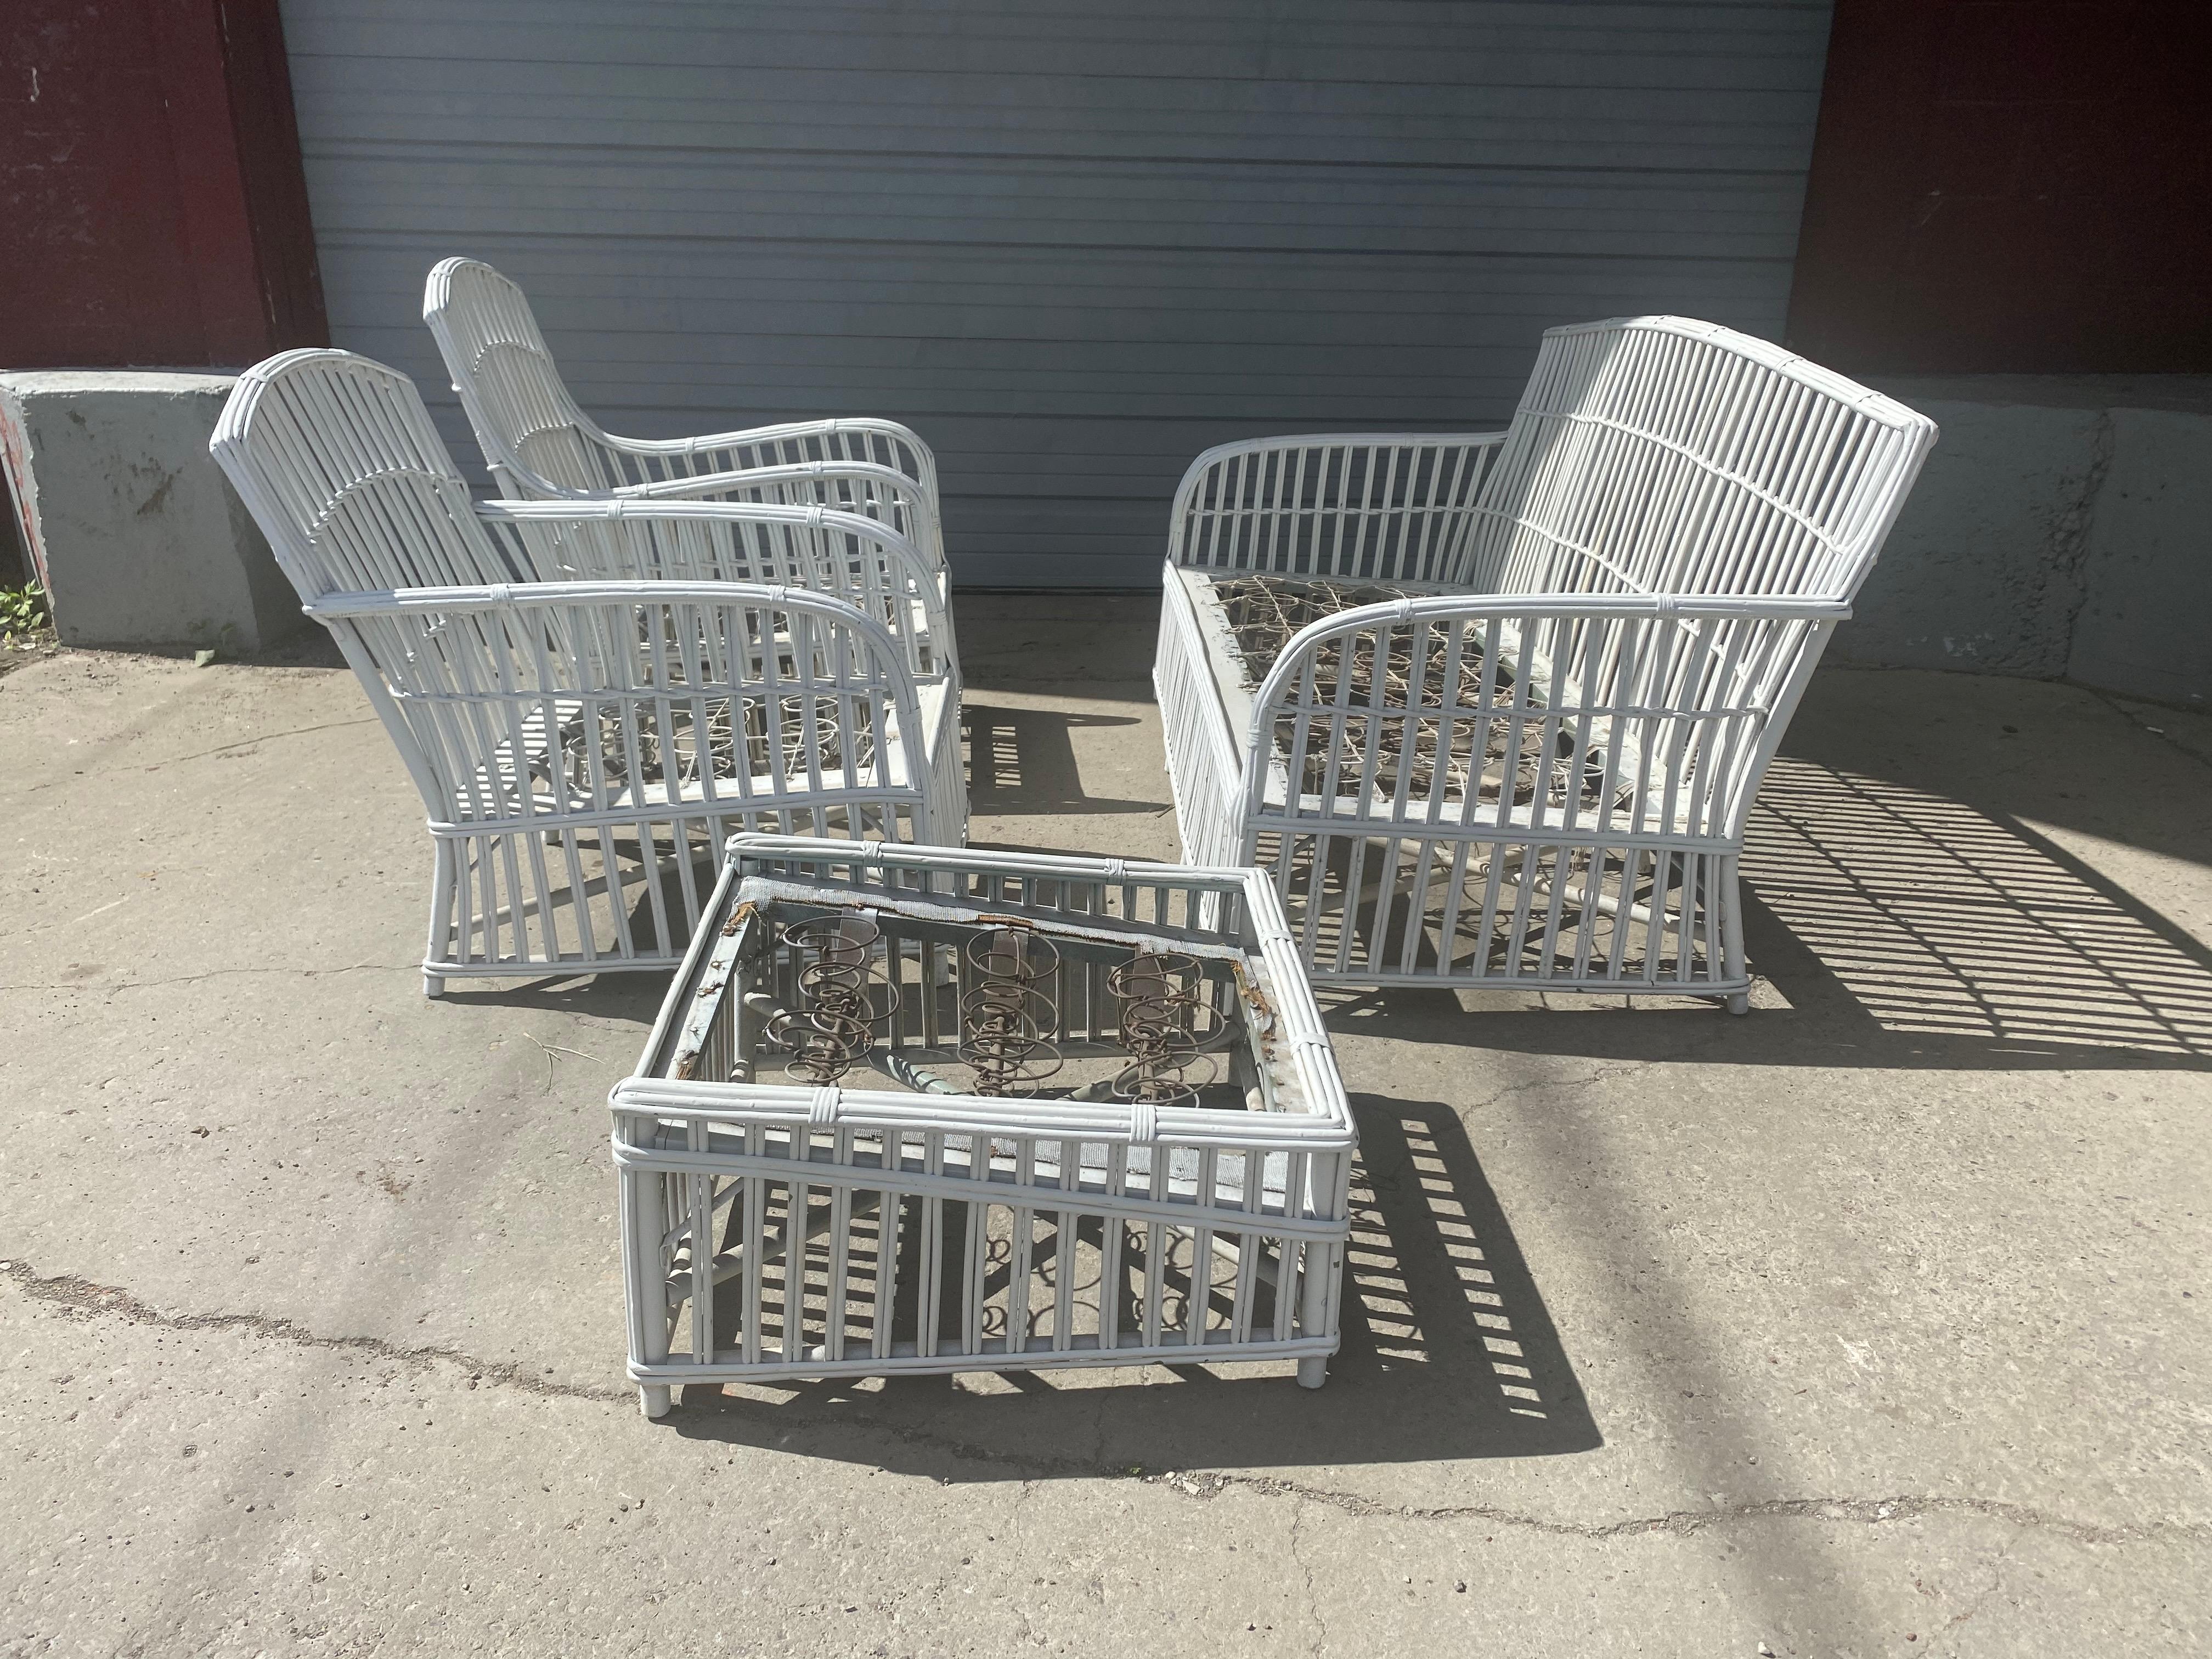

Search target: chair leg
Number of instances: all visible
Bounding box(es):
[1719,851,1750,1015]
[422,836,459,1000]
[627,1165,678,1421]
[1295,1187,1338,1391]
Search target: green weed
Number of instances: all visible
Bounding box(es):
[2,582,49,648]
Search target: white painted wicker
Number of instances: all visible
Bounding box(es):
[211,351,966,994]
[423,258,947,583]
[611,837,1356,1417]
[1156,316,1938,1009]
[219,345,954,687]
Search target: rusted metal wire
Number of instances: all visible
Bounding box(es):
[958,928,1063,1096]
[1214,576,1418,684]
[1213,574,1612,810]
[1106,948,1224,1108]
[765,915,895,1083]
[564,690,877,797]
[747,920,1256,1108]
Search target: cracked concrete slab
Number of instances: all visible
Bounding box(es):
[3,594,2208,1655]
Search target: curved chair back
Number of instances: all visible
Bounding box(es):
[214,347,952,683]
[1457,317,1936,602]
[425,258,946,523]
[211,348,516,599]
[424,256,617,496]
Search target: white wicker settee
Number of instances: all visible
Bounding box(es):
[1155,316,1937,1009]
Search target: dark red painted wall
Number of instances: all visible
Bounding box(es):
[0,0,326,370]
[1787,0,2212,374]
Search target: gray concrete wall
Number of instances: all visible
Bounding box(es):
[2069,409,2212,708]
[0,371,303,651]
[1838,375,2212,707]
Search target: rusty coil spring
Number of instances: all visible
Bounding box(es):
[958,929,1062,1097]
[765,915,898,1085]
[1106,949,1224,1108]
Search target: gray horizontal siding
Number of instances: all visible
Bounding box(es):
[283,0,1833,586]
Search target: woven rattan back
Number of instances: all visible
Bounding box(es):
[425,256,617,496]
[1457,317,1936,602]
[211,348,515,599]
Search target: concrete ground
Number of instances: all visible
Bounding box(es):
[3,593,2207,1657]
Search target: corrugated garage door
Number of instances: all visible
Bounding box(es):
[280,1,1833,586]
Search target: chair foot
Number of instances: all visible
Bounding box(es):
[1726,991,1750,1016]
[1296,1357,1328,1390]
[423,972,445,998]
[640,1385,673,1419]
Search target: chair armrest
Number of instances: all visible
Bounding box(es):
[611,458,920,501]
[475,497,906,529]
[1240,590,1850,834]
[597,417,938,500]
[307,579,929,800]
[1306,592,1854,624]
[470,499,955,683]
[306,577,878,618]
[306,577,923,706]
[608,460,945,574]
[1250,590,1851,713]
[1169,431,1511,579]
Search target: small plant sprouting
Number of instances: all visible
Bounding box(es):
[1,582,48,648]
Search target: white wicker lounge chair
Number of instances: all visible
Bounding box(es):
[212,349,966,995]
[422,257,947,583]
[1155,316,1937,1010]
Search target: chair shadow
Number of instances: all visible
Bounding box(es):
[962,698,1163,815]
[435,973,669,1023]
[662,1093,1599,1480]
[1325,754,2212,1073]
[432,844,720,1023]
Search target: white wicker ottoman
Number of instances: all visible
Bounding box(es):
[611,837,1356,1417]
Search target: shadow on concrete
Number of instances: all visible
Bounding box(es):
[1787,665,2212,875]
[437,973,669,1024]
[962,699,1163,815]
[657,1093,1599,1478]
[1328,754,2212,1073]
[436,847,713,1025]
[1747,756,2212,1064]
